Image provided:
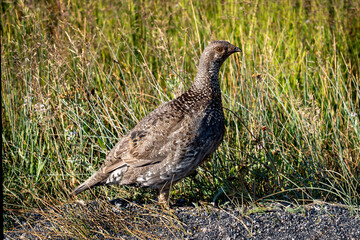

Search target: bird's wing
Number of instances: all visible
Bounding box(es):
[100,101,188,174]
[71,100,194,195]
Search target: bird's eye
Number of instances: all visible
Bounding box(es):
[215,47,223,52]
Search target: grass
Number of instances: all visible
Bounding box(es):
[2,0,360,236]
[4,198,186,239]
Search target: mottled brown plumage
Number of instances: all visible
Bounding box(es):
[71,41,240,205]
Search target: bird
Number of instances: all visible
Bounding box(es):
[71,40,241,206]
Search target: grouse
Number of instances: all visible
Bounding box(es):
[71,41,241,205]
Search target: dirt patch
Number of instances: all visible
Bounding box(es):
[4,200,360,239]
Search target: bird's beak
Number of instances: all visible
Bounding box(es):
[233,46,241,53]
[228,45,241,55]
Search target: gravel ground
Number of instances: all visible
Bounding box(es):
[4,200,360,240]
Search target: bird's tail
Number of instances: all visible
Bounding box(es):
[70,182,92,196]
[70,172,105,196]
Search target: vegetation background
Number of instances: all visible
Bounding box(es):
[2,0,359,235]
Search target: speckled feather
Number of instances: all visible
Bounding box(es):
[71,41,241,203]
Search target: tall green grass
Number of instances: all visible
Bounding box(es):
[2,0,359,215]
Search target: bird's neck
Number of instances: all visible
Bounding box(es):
[189,60,222,100]
[173,60,223,112]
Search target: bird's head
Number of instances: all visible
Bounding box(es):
[203,40,241,64]
[198,41,241,75]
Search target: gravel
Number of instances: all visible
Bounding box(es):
[4,200,360,240]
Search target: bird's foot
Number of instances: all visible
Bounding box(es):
[158,189,173,210]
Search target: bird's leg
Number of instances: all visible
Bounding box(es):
[158,188,170,209]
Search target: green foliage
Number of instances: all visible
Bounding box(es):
[2,0,359,214]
